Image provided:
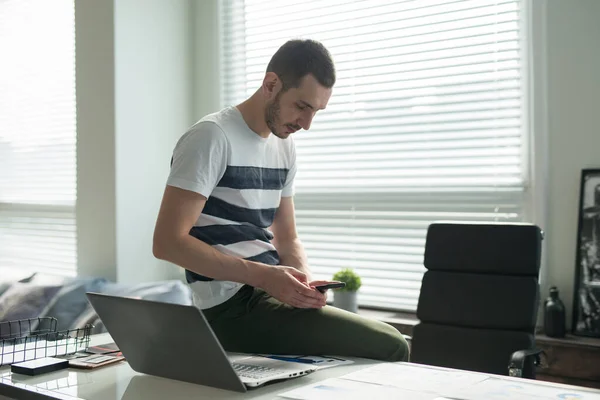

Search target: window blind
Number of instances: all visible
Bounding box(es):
[219,0,528,311]
[0,0,77,277]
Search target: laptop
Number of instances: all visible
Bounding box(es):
[85,292,317,393]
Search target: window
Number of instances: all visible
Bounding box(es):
[220,0,529,311]
[0,0,77,277]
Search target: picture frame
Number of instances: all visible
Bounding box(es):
[573,168,600,337]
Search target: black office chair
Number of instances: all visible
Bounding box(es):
[410,222,544,378]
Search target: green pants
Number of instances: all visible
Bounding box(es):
[202,285,409,362]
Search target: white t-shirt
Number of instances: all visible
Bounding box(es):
[166,106,297,309]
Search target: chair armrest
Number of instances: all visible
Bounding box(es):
[508,348,544,379]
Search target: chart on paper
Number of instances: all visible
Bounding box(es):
[280,362,600,400]
[446,378,600,400]
[341,362,489,393]
[279,377,451,400]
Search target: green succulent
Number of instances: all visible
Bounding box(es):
[332,268,362,292]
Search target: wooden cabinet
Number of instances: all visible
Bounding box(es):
[535,333,600,389]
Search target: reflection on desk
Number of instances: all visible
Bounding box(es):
[115,357,376,400]
[7,369,91,396]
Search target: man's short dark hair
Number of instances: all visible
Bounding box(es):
[266,39,336,91]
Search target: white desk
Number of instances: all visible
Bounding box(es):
[1,333,599,400]
[0,333,379,400]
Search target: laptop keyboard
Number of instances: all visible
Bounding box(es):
[232,363,283,380]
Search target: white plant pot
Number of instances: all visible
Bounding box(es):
[333,291,358,313]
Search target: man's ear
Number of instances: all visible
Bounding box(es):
[262,72,280,100]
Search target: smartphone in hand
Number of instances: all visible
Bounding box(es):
[314,282,346,293]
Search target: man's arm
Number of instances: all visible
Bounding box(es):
[152,185,325,308]
[270,197,339,292]
[270,196,312,279]
[153,185,260,284]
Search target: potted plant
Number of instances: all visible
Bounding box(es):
[331,268,362,313]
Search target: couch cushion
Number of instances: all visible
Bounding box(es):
[0,282,62,327]
[0,282,11,298]
[41,277,108,331]
[98,280,192,305]
[71,280,193,333]
[70,304,106,334]
[0,268,37,297]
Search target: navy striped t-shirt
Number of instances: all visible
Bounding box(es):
[166,106,296,309]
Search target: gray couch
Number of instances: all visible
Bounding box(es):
[0,271,192,336]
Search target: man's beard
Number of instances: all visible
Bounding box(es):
[265,91,299,139]
[265,91,285,138]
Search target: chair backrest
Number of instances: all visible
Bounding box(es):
[410,222,543,376]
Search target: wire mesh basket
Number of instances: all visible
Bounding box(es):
[0,317,92,366]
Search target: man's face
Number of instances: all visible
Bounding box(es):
[264,74,332,139]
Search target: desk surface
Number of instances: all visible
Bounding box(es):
[1,333,600,400]
[0,333,380,400]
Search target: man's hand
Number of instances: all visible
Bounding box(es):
[257,266,326,308]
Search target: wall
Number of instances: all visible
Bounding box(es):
[75,0,117,281]
[114,0,193,283]
[75,0,194,283]
[545,0,600,327]
[192,0,221,118]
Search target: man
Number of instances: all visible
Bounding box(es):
[153,39,409,362]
